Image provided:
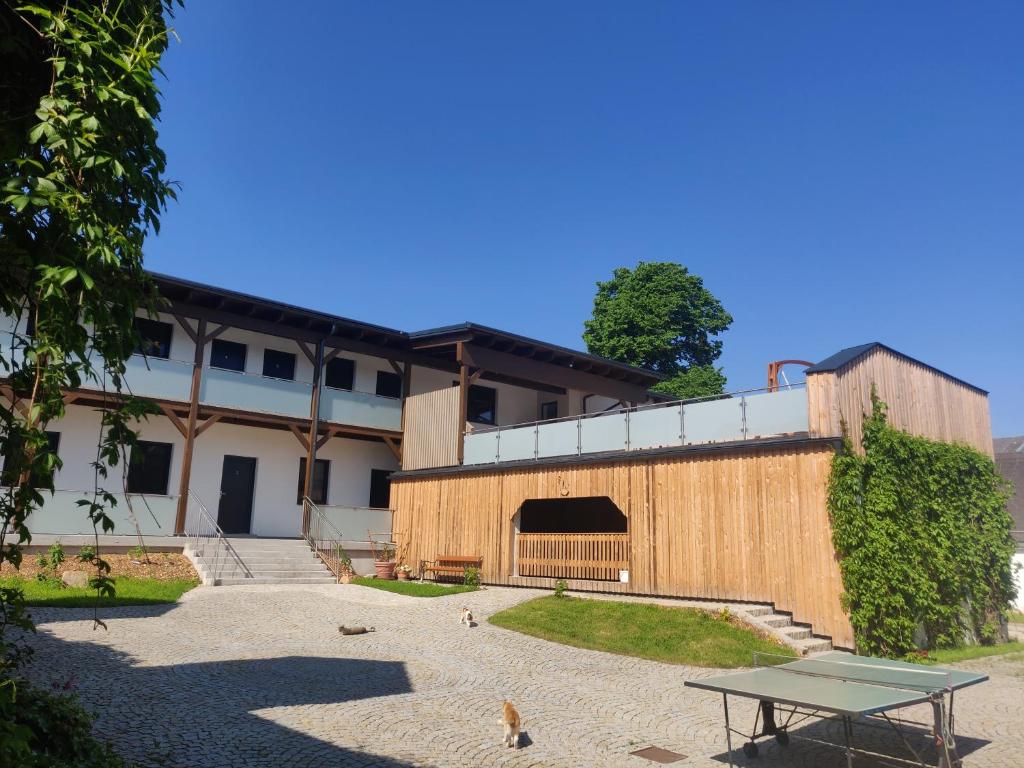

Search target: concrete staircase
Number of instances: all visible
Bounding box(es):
[185,537,336,586]
[743,605,833,655]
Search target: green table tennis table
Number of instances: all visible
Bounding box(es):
[685,651,987,768]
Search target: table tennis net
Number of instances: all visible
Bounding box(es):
[751,652,952,693]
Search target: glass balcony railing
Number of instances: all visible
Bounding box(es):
[23,489,179,536]
[320,387,403,432]
[200,366,313,419]
[463,386,810,465]
[318,504,394,542]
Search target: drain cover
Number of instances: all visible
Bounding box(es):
[630,746,687,763]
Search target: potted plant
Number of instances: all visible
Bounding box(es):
[335,545,355,584]
[373,542,397,580]
[396,564,412,581]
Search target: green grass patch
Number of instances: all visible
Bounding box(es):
[923,641,1024,665]
[1,576,197,607]
[488,596,796,668]
[351,576,479,598]
[1009,610,1024,624]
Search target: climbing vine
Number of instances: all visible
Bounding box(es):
[828,391,1016,658]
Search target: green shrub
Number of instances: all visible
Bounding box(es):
[463,566,480,587]
[554,579,568,598]
[829,391,1016,657]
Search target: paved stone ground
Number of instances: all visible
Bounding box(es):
[20,585,1024,768]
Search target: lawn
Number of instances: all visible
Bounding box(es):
[488,595,796,668]
[924,641,1024,665]
[351,576,479,598]
[1009,610,1024,624]
[1,576,198,607]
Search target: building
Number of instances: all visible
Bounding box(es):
[0,274,997,648]
[994,437,1024,610]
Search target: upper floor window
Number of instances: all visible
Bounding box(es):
[126,440,173,495]
[325,357,354,391]
[540,401,558,420]
[210,339,246,372]
[468,384,497,425]
[262,348,296,381]
[375,370,402,399]
[134,318,173,359]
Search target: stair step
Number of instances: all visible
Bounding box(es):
[215,577,337,586]
[742,606,775,617]
[793,636,833,655]
[782,626,812,640]
[762,614,793,628]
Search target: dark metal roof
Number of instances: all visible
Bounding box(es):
[805,342,988,395]
[408,322,664,387]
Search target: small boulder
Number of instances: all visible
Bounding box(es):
[61,570,89,589]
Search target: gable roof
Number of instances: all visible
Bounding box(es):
[805,342,988,395]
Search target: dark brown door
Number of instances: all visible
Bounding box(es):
[217,455,256,534]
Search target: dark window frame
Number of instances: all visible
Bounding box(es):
[375,370,402,399]
[540,401,558,420]
[126,440,173,496]
[1,431,60,487]
[451,380,499,425]
[325,357,355,391]
[297,457,330,505]
[134,317,173,359]
[210,338,247,373]
[369,468,393,508]
[262,348,297,381]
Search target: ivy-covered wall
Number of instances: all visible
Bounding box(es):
[828,392,1016,658]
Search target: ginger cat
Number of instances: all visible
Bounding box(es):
[502,700,521,749]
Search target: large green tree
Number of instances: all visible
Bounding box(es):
[0,2,177,763]
[583,262,732,399]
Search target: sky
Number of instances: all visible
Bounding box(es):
[145,2,1024,436]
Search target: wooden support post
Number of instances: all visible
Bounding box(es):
[456,341,468,465]
[301,339,325,533]
[174,318,207,534]
[382,437,401,463]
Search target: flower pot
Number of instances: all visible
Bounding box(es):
[374,560,396,580]
[397,571,409,581]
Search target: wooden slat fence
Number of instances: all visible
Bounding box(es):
[517,533,628,581]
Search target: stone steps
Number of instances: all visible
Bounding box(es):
[185,537,335,586]
[746,609,833,655]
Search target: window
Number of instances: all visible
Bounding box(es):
[375,370,402,399]
[210,339,246,372]
[369,469,393,508]
[540,401,558,420]
[467,384,497,425]
[297,458,330,504]
[262,348,296,381]
[126,441,173,495]
[325,357,354,390]
[134,318,173,359]
[1,431,60,487]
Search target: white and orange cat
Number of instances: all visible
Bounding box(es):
[501,700,521,749]
[460,606,474,626]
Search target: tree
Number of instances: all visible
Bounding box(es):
[0,2,177,761]
[582,262,732,399]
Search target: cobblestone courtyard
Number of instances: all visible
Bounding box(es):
[23,584,1024,767]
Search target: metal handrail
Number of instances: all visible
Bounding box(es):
[182,489,252,582]
[302,497,350,582]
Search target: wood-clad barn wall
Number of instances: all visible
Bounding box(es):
[402,388,460,470]
[391,441,854,648]
[806,346,992,456]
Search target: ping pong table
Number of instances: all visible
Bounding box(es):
[684,651,987,768]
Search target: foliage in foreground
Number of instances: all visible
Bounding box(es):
[2,576,196,608]
[351,577,479,598]
[828,392,1016,658]
[582,262,732,399]
[489,595,794,668]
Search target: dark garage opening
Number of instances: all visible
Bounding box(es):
[518,496,627,534]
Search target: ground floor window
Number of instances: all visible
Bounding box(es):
[297,457,330,504]
[369,468,393,508]
[126,440,173,495]
[1,431,60,487]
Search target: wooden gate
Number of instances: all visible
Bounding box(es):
[517,533,629,581]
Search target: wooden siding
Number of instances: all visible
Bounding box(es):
[807,346,992,456]
[391,441,854,648]
[517,533,629,580]
[402,388,460,470]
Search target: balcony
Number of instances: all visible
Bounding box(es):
[76,354,402,432]
[317,504,393,542]
[25,490,178,536]
[463,386,809,465]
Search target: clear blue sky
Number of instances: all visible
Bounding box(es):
[145,2,1024,436]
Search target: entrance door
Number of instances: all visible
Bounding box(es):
[217,455,256,534]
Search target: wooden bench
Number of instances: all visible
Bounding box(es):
[420,555,482,583]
